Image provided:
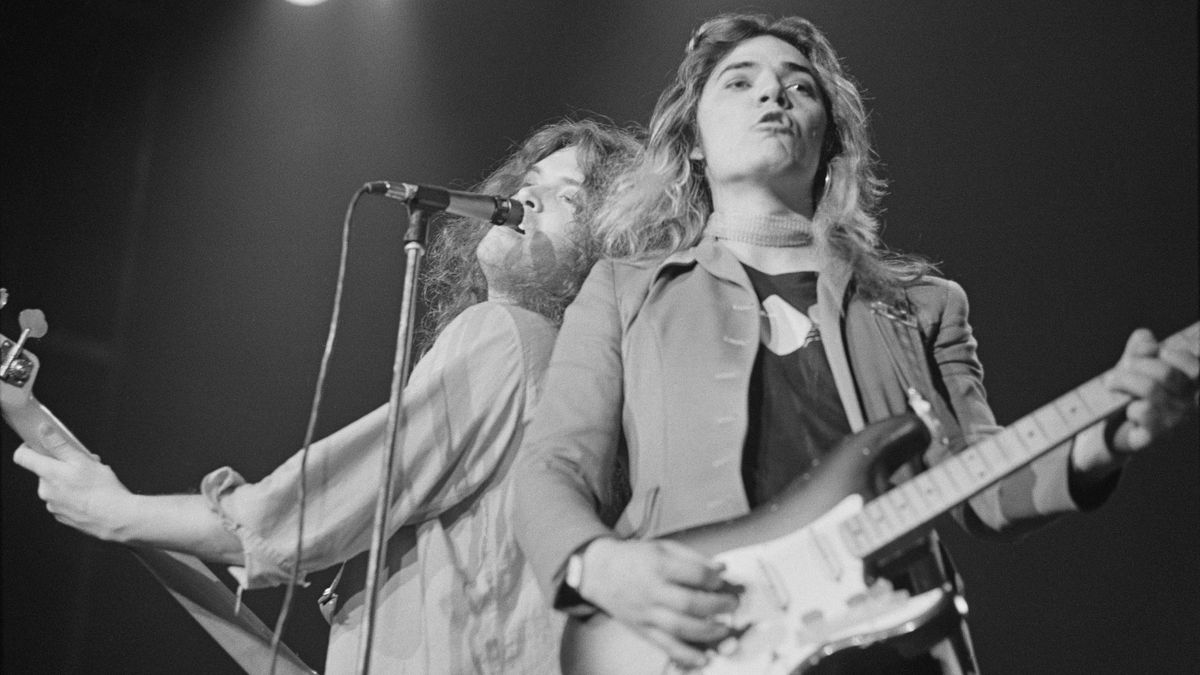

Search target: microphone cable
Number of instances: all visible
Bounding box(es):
[269,184,366,675]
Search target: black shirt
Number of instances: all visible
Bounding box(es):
[740,265,853,508]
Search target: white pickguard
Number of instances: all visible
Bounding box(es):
[703,495,947,674]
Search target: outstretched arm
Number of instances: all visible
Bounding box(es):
[13,302,550,583]
[12,442,243,564]
[926,281,1198,535]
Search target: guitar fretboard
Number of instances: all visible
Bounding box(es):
[839,322,1198,560]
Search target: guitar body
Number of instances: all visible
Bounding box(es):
[562,414,961,675]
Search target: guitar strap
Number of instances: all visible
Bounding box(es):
[129,548,317,674]
[865,295,963,460]
[862,292,981,675]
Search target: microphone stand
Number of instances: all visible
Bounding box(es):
[354,207,429,675]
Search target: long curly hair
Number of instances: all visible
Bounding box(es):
[596,13,933,298]
[420,118,641,350]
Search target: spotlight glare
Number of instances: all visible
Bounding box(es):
[284,0,328,7]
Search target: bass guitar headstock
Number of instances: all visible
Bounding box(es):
[0,288,48,409]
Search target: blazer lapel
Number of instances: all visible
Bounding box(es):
[814,259,868,432]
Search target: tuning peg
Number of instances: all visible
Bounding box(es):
[19,309,48,339]
[1,308,47,379]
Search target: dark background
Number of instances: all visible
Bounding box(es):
[2,1,1196,672]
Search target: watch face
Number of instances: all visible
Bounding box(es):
[566,553,584,590]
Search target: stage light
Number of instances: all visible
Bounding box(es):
[284,0,328,7]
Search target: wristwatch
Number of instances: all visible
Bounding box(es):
[565,549,586,593]
[557,544,598,616]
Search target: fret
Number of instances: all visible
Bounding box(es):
[1054,387,1098,429]
[976,436,1012,473]
[1075,377,1125,416]
[899,477,932,517]
[885,486,919,533]
[914,472,947,511]
[880,497,910,539]
[864,499,897,539]
[884,486,909,518]
[1031,404,1072,445]
[866,498,895,536]
[994,428,1032,462]
[958,447,993,485]
[1013,416,1049,451]
[928,462,967,506]
[941,455,977,498]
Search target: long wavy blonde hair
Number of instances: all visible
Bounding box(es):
[420,118,641,350]
[596,14,932,298]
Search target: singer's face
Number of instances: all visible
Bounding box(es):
[478,145,586,296]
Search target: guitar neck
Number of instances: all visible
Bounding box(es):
[840,322,1199,561]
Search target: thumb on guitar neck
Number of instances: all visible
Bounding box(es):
[30,414,102,463]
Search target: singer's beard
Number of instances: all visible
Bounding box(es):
[486,229,595,326]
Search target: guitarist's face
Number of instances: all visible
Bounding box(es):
[691,35,828,215]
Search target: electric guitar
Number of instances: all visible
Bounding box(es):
[0,299,316,675]
[561,321,1199,674]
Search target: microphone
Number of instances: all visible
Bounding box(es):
[365,181,524,228]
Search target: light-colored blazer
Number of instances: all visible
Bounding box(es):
[515,237,1092,604]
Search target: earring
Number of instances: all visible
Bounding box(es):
[814,168,832,204]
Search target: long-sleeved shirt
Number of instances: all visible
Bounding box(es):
[201,301,563,673]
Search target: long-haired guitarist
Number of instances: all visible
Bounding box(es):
[513,14,1199,673]
[12,118,641,673]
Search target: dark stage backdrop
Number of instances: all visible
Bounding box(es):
[2,1,1196,673]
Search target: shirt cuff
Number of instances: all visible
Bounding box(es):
[200,466,303,589]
